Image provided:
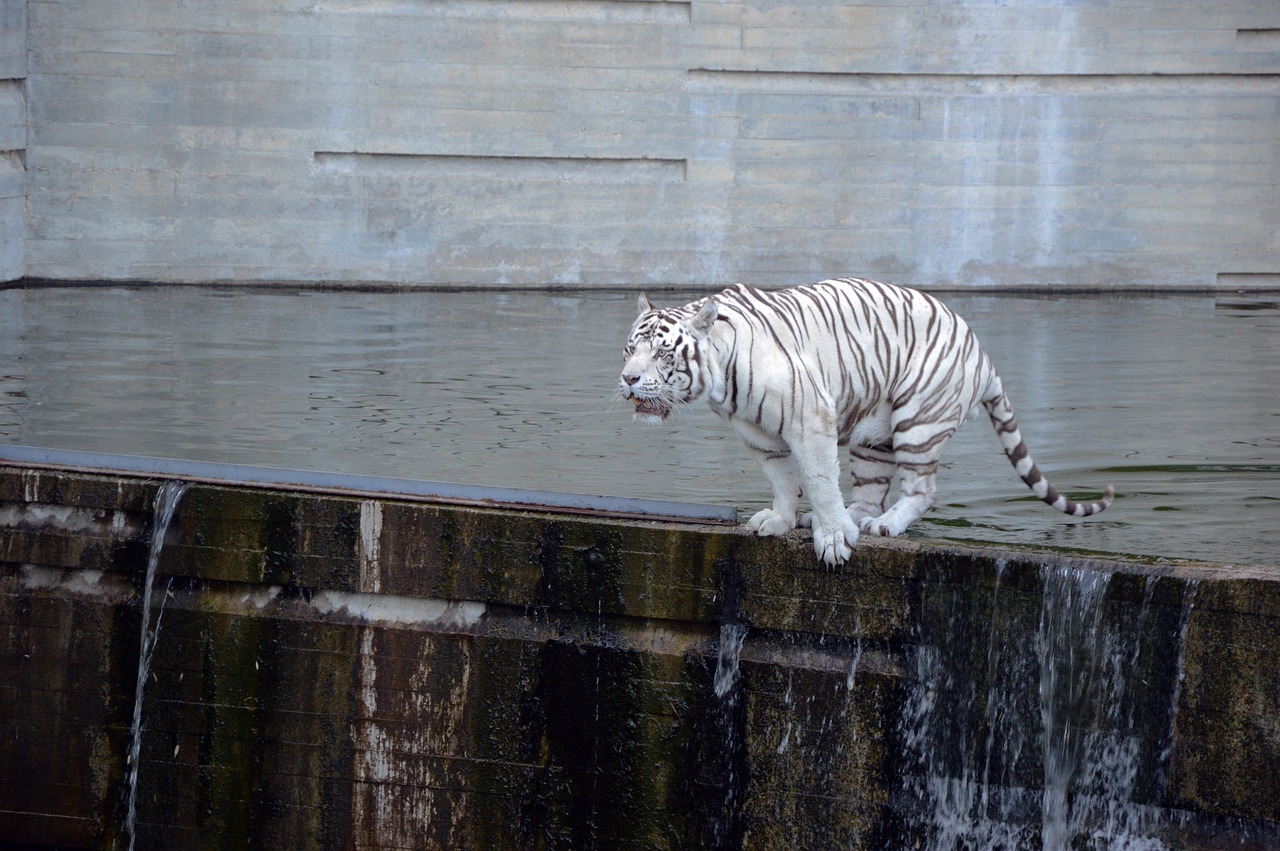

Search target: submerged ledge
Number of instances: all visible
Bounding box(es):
[1,460,1278,848]
[0,445,738,525]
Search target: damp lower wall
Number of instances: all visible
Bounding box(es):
[4,0,1280,288]
[2,464,1280,849]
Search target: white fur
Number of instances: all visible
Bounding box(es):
[620,279,1112,566]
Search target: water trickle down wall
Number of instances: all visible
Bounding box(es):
[124,481,188,851]
[896,561,1203,849]
[2,463,1280,849]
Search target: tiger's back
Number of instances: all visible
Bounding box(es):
[707,278,998,449]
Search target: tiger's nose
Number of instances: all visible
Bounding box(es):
[622,372,641,386]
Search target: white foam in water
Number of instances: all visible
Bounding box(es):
[124,481,188,851]
[713,622,747,698]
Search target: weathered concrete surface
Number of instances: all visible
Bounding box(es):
[0,0,25,282]
[6,0,1280,287]
[2,464,1280,849]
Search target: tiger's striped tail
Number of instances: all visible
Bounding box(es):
[983,388,1115,518]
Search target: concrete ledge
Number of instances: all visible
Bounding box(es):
[1,462,1278,848]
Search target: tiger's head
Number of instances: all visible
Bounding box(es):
[619,293,719,424]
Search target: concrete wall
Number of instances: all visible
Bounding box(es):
[0,0,25,281]
[3,463,1280,848]
[14,0,1280,287]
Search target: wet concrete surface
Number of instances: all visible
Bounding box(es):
[2,464,1278,849]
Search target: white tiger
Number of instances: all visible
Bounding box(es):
[618,277,1114,565]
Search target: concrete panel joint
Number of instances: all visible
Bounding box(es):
[308,0,692,24]
[313,151,688,184]
[1236,29,1280,51]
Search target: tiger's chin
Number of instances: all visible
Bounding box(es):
[632,397,672,425]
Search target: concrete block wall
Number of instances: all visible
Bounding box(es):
[15,0,1280,287]
[0,0,24,282]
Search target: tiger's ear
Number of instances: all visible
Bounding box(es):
[637,292,655,315]
[689,299,718,337]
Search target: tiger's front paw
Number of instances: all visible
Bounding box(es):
[812,516,859,566]
[814,524,855,563]
[746,508,796,537]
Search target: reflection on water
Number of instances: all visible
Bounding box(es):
[1,286,1277,566]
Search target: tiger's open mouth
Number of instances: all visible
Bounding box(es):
[633,397,671,422]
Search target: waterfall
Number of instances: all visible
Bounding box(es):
[1038,565,1132,848]
[901,562,1197,849]
[846,615,863,692]
[124,480,188,851]
[701,620,749,849]
[713,622,747,699]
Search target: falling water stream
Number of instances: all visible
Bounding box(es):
[1038,566,1156,849]
[903,562,1197,850]
[713,622,747,699]
[124,480,188,851]
[707,621,750,848]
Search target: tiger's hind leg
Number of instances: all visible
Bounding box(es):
[859,425,954,537]
[859,463,938,537]
[847,444,895,523]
